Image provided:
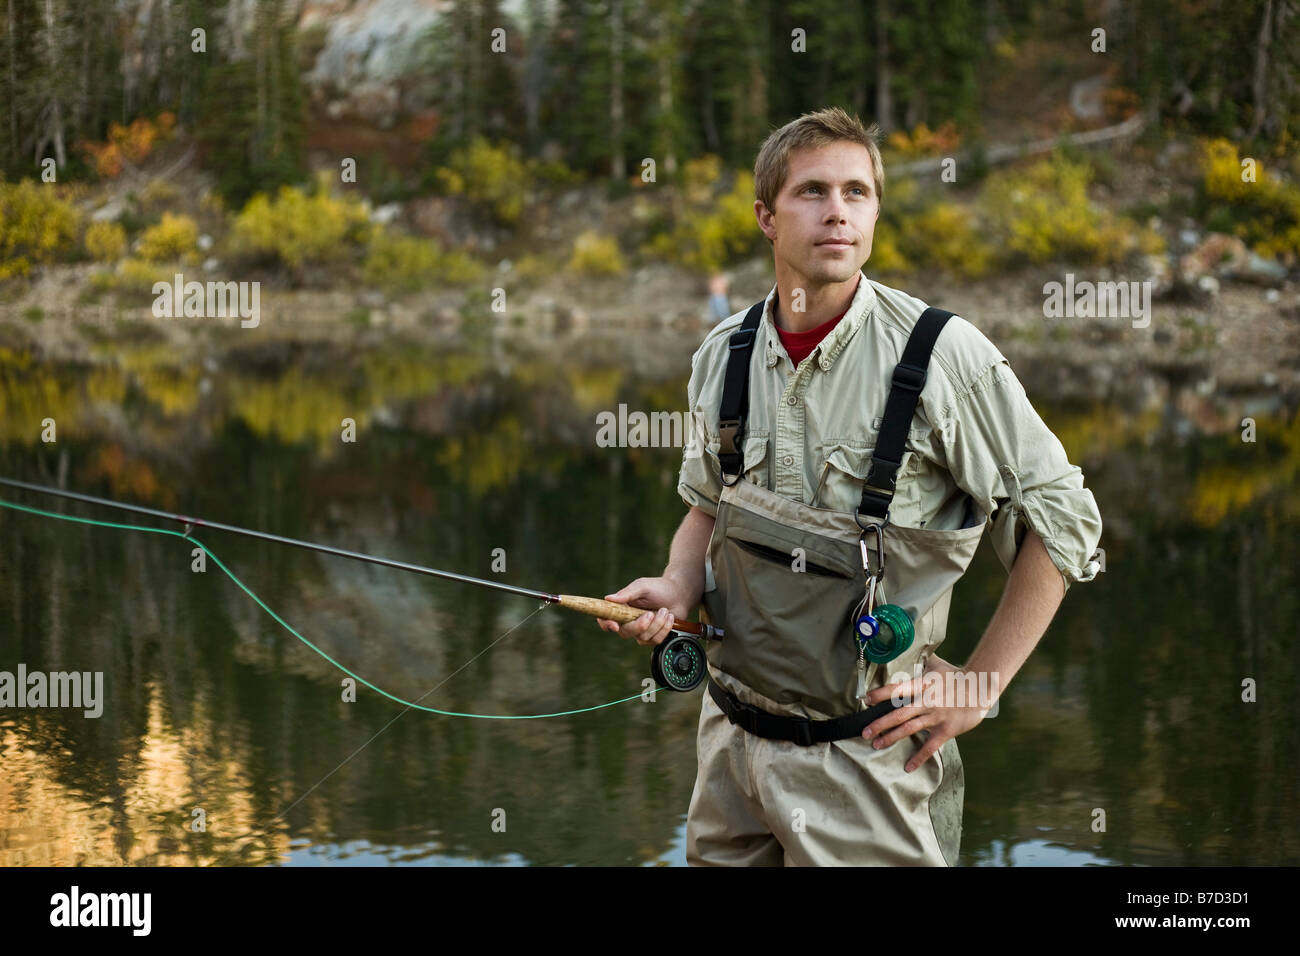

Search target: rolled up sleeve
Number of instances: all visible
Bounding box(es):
[940,360,1103,594]
[677,357,721,517]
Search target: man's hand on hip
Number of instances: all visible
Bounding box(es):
[860,653,994,773]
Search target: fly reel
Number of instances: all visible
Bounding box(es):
[854,602,915,664]
[650,632,707,692]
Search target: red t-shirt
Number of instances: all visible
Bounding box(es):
[775,307,849,367]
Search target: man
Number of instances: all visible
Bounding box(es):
[597,107,1103,866]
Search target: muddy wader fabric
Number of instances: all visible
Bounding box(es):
[677,274,1104,867]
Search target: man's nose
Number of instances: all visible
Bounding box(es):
[823,197,848,222]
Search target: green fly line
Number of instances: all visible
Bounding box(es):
[0,496,666,718]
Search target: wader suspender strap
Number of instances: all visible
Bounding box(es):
[716,300,954,507]
[716,301,767,484]
[857,306,955,521]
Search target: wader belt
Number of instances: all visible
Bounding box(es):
[707,673,904,746]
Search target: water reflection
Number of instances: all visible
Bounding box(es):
[0,324,1297,865]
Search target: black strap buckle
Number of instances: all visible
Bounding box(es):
[729,328,756,351]
[724,695,758,726]
[718,418,742,456]
[892,362,927,392]
[788,718,815,747]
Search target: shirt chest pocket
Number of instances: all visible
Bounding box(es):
[814,429,928,524]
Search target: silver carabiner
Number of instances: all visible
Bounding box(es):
[858,522,886,581]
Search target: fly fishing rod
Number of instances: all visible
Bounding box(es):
[0,476,719,692]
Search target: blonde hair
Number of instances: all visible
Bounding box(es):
[753,107,884,236]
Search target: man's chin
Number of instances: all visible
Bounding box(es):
[808,260,864,283]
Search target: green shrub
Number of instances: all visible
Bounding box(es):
[527,157,583,187]
[0,179,81,279]
[84,221,128,263]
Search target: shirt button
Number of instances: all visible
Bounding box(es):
[782,455,794,466]
[787,395,797,405]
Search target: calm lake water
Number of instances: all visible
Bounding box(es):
[1,318,1297,865]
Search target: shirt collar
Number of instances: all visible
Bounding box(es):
[762,271,877,372]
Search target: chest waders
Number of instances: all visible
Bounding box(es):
[700,299,987,735]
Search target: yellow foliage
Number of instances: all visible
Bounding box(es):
[1201,138,1257,203]
[566,366,624,412]
[134,367,200,417]
[514,253,556,281]
[136,212,199,263]
[84,221,127,263]
[683,154,724,203]
[362,231,484,290]
[0,357,81,443]
[1200,137,1300,263]
[90,257,170,295]
[229,174,373,270]
[434,136,527,224]
[360,349,484,400]
[645,171,760,273]
[567,230,625,276]
[866,227,908,274]
[903,202,992,278]
[230,367,363,451]
[86,368,127,405]
[0,180,81,279]
[981,152,1160,266]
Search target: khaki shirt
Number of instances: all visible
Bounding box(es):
[678,271,1103,593]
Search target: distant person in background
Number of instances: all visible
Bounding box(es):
[707,273,731,324]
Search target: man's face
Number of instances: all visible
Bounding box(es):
[756,141,881,287]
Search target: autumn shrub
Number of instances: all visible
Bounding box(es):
[866,227,908,274]
[981,152,1163,266]
[903,202,993,278]
[136,212,199,263]
[567,231,625,276]
[514,253,558,281]
[0,179,81,279]
[228,173,373,272]
[644,170,762,272]
[433,136,527,225]
[84,221,128,263]
[89,257,171,296]
[76,113,177,178]
[362,231,485,291]
[886,121,963,158]
[1199,137,1300,263]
